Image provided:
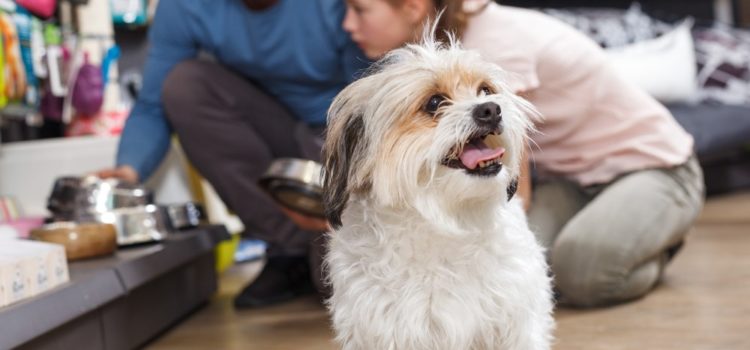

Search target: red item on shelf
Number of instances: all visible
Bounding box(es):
[15,0,57,19]
[66,108,128,137]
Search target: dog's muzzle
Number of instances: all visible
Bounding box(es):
[442,103,506,177]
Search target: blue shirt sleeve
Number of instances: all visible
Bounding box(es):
[116,0,198,181]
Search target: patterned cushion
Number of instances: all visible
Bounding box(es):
[542,3,673,48]
[543,4,750,106]
[692,25,750,105]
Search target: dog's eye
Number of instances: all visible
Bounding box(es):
[425,94,445,114]
[479,85,493,96]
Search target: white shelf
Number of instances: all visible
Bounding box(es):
[0,136,193,217]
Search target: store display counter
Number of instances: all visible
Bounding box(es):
[0,225,229,350]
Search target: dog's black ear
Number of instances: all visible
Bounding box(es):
[507,178,519,201]
[322,114,365,229]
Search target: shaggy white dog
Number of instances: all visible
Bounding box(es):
[321,35,554,350]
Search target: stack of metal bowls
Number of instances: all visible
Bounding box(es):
[48,176,169,246]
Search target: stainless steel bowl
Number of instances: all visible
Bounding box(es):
[76,176,154,213]
[258,158,325,218]
[47,176,154,221]
[82,204,169,246]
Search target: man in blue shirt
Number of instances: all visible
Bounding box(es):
[98,0,368,308]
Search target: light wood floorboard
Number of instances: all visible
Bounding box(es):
[148,191,750,350]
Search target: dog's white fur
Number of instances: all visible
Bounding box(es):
[322,35,554,350]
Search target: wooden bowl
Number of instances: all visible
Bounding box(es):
[31,222,117,261]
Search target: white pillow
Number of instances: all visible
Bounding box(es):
[606,19,698,103]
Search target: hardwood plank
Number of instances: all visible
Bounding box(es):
[148,192,750,350]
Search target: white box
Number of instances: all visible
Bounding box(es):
[0,258,10,307]
[0,255,33,306]
[0,240,69,305]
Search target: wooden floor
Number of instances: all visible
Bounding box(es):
[148,191,750,350]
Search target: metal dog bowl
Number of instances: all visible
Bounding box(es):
[258,158,325,218]
[76,176,154,213]
[47,175,154,221]
[80,204,169,246]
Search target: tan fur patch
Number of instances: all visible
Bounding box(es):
[434,64,488,101]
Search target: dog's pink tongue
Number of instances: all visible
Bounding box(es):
[459,139,505,170]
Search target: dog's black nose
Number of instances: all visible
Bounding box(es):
[472,102,502,127]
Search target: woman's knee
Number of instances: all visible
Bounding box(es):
[551,240,664,307]
[528,181,587,249]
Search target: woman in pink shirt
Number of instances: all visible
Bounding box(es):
[342,0,704,307]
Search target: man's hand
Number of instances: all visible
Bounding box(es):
[279,206,330,232]
[94,165,140,184]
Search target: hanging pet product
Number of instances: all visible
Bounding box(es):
[62,0,125,132]
[65,45,129,136]
[15,0,58,19]
[0,11,27,102]
[30,17,46,78]
[110,0,148,27]
[69,52,103,116]
[13,8,40,107]
[44,24,66,97]
[0,23,6,108]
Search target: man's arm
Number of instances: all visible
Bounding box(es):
[115,0,198,182]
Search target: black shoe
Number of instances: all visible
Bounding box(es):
[666,240,685,262]
[233,256,315,309]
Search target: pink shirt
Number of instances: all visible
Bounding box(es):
[462,3,694,185]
